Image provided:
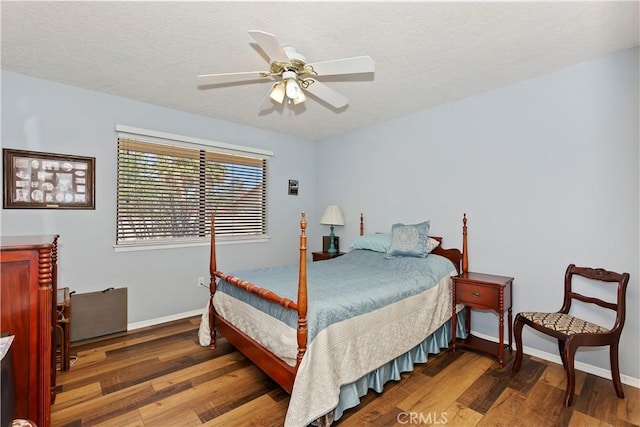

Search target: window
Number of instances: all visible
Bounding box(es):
[115,126,271,248]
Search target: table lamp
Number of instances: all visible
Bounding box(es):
[320,205,344,254]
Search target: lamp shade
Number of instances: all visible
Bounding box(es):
[293,87,306,104]
[320,205,344,226]
[269,82,285,103]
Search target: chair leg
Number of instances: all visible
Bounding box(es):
[62,320,71,371]
[563,341,578,407]
[512,314,524,375]
[558,340,567,371]
[56,323,64,370]
[610,343,625,399]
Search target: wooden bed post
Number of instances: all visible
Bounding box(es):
[360,213,364,236]
[296,212,308,369]
[209,214,218,349]
[462,213,468,273]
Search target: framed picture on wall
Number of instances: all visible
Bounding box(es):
[288,179,299,195]
[3,148,95,209]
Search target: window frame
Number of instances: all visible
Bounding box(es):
[114,125,273,252]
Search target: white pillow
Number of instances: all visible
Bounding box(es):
[426,237,440,254]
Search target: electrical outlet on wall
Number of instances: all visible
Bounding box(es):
[198,277,207,287]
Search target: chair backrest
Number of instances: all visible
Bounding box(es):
[560,264,630,334]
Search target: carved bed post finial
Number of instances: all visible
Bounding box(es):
[296,211,308,368]
[462,213,468,273]
[360,213,364,236]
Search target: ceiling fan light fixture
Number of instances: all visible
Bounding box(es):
[293,88,306,105]
[269,82,286,103]
[285,79,303,102]
[283,71,305,104]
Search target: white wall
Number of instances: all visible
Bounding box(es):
[316,48,639,380]
[1,71,317,323]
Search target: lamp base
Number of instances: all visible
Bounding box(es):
[322,236,339,253]
[328,225,337,254]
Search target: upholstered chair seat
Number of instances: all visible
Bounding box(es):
[517,312,609,335]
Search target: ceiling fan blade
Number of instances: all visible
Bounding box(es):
[248,30,289,63]
[197,71,268,85]
[307,56,375,76]
[304,80,349,109]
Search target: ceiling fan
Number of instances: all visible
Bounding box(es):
[197,30,375,110]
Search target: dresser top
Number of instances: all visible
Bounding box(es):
[1,234,59,250]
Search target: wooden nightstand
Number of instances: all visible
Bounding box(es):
[451,272,514,368]
[312,251,345,262]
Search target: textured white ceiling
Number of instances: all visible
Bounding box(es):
[2,1,638,141]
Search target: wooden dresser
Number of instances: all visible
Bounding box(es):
[1,235,59,427]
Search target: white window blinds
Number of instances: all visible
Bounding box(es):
[116,134,268,245]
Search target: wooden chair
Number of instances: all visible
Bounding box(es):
[512,264,630,406]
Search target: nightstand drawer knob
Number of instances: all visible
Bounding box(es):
[472,291,481,297]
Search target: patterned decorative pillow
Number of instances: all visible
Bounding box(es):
[425,237,440,254]
[350,233,392,253]
[386,221,430,258]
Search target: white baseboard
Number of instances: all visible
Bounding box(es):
[127,308,204,331]
[471,330,640,389]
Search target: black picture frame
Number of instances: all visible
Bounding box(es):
[3,148,96,209]
[288,179,299,195]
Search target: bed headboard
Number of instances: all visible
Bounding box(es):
[357,213,467,274]
[431,241,463,274]
[430,213,467,274]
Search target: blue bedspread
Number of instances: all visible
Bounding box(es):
[216,249,456,342]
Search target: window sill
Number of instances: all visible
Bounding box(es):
[113,235,270,253]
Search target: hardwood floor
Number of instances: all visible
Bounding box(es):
[52,317,639,426]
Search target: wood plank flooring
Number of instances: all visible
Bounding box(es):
[52,317,639,426]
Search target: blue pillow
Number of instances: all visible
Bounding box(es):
[386,221,430,258]
[350,233,392,253]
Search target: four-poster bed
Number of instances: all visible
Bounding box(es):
[203,212,468,426]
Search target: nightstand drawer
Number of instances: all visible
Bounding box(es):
[456,282,499,308]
